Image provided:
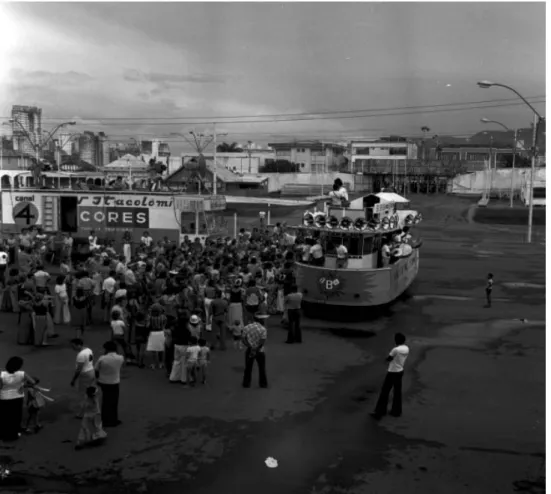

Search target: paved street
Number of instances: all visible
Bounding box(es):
[0,196,545,494]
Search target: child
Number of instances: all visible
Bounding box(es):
[197,338,211,385]
[231,319,244,350]
[184,336,201,386]
[111,310,130,361]
[485,273,494,308]
[75,386,107,450]
[24,379,53,434]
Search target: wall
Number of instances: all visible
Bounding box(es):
[181,152,274,174]
[449,168,546,195]
[258,172,357,193]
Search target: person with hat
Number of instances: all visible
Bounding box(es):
[241,306,269,389]
[188,314,203,339]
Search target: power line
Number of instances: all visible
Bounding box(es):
[46,99,546,126]
[1,95,544,124]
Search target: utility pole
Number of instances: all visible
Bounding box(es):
[527,114,540,243]
[247,141,253,173]
[510,129,517,208]
[213,122,217,195]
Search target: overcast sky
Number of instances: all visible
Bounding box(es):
[0,2,545,153]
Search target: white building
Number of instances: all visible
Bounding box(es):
[350,139,418,173]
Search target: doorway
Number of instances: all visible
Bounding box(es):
[60,196,78,232]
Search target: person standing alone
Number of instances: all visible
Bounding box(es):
[371,333,409,420]
[94,341,124,428]
[485,273,494,308]
[242,310,268,389]
[284,285,303,344]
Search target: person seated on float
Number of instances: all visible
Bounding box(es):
[401,226,412,244]
[336,242,349,269]
[309,238,325,266]
[328,183,343,207]
[380,238,391,267]
[333,178,349,206]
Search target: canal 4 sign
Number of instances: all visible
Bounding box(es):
[317,271,346,299]
[12,202,39,227]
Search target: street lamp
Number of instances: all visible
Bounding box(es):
[481,118,517,208]
[477,80,543,243]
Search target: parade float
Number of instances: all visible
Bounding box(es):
[0,171,227,244]
[294,192,422,314]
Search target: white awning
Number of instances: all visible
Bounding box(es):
[375,192,410,203]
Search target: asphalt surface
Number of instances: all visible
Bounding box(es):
[0,194,545,494]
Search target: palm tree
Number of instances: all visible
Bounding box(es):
[216,142,244,153]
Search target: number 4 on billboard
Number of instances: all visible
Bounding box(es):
[14,204,36,225]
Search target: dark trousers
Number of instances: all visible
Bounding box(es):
[112,336,131,359]
[242,349,268,388]
[286,309,302,343]
[165,344,175,375]
[212,318,227,350]
[374,371,403,416]
[98,382,119,426]
[486,288,492,306]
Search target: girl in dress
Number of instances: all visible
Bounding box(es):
[24,378,53,434]
[122,231,132,265]
[54,275,71,325]
[75,386,107,450]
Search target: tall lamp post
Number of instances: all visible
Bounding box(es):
[477,80,543,243]
[480,118,517,208]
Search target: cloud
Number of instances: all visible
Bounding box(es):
[9,69,93,88]
[123,69,226,85]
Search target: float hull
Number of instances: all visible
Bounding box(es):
[295,248,419,308]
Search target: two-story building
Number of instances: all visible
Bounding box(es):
[350,139,418,174]
[267,141,346,173]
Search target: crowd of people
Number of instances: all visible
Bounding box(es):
[0,221,310,448]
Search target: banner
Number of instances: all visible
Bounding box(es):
[78,207,150,229]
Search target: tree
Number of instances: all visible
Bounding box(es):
[216,142,243,153]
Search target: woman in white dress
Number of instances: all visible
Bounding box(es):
[54,275,71,325]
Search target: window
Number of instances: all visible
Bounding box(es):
[533,187,546,199]
[362,236,373,255]
[389,147,407,156]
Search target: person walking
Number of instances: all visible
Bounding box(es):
[371,333,409,420]
[95,341,124,428]
[485,273,494,308]
[284,285,303,344]
[241,308,269,389]
[70,338,95,419]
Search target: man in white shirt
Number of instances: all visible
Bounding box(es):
[371,333,409,420]
[95,340,124,427]
[309,238,324,266]
[336,243,348,269]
